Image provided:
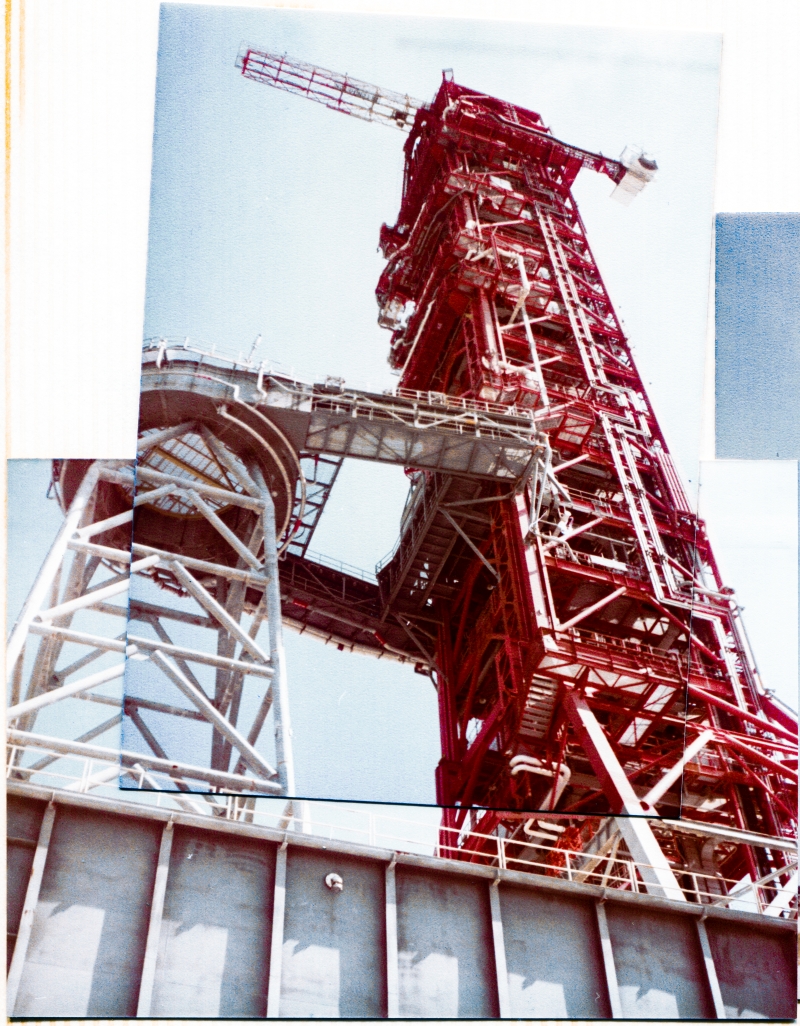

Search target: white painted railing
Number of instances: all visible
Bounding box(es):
[8,740,796,919]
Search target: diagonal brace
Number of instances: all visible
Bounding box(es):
[559,586,626,631]
[185,488,264,571]
[151,650,279,781]
[169,560,270,664]
[641,729,715,810]
[563,689,686,901]
[440,508,499,580]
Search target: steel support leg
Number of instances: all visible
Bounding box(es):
[564,690,686,901]
[489,879,511,1017]
[385,858,400,1017]
[6,803,56,1013]
[595,900,622,1018]
[696,917,727,1018]
[6,463,101,676]
[136,819,174,1015]
[253,468,296,796]
[266,839,288,1017]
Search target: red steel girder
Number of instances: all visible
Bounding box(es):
[373,74,796,886]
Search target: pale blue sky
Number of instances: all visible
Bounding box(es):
[716,214,800,460]
[139,6,726,799]
[698,460,797,709]
[15,11,795,808]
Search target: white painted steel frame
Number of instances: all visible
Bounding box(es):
[5,435,297,805]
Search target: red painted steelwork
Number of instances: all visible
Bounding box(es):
[375,76,797,892]
[237,53,796,904]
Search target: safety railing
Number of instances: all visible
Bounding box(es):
[301,549,378,584]
[8,738,796,920]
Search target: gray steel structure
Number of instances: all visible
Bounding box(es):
[6,783,796,1019]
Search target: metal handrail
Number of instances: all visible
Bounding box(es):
[7,740,796,918]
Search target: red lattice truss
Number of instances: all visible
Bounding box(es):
[374,78,797,891]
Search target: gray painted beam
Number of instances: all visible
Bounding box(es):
[488,879,511,1017]
[595,900,622,1019]
[385,858,399,1017]
[696,916,727,1019]
[136,819,175,1016]
[266,839,288,1017]
[6,802,56,1014]
[7,781,796,936]
[3,787,795,1020]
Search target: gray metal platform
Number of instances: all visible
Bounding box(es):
[6,783,796,1019]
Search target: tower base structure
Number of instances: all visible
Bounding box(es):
[6,783,796,1018]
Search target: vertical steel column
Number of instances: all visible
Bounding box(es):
[488,878,511,1018]
[136,819,175,1016]
[266,838,288,1017]
[385,857,399,1018]
[253,468,296,796]
[5,462,101,676]
[6,802,56,1013]
[595,900,622,1019]
[696,917,727,1019]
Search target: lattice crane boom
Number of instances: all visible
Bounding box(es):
[236,45,423,131]
[236,46,658,200]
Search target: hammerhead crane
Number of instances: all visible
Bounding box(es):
[236,45,657,202]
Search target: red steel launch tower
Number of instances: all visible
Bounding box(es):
[369,73,796,896]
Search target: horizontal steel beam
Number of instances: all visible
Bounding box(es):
[7,731,282,794]
[140,354,543,482]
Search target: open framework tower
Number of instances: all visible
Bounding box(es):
[370,75,798,901]
[235,52,797,905]
[5,50,797,934]
[4,42,798,1020]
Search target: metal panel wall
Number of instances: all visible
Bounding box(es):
[149,826,276,1017]
[5,786,796,1020]
[605,904,715,1018]
[280,847,387,1017]
[705,918,797,1019]
[12,805,162,1016]
[395,865,499,1018]
[499,885,610,1018]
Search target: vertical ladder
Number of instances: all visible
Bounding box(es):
[536,207,608,387]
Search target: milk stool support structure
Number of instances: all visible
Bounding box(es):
[5,428,295,803]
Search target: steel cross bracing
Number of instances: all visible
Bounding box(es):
[369,76,797,907]
[5,346,544,823]
[5,451,297,812]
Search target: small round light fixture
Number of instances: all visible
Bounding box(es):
[324,872,344,892]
